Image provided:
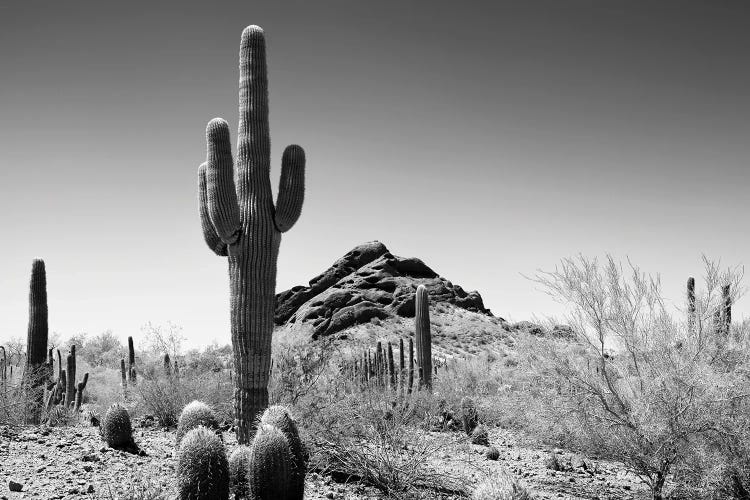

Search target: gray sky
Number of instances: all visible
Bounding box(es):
[1,0,748,347]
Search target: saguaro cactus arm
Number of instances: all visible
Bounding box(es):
[205,118,242,245]
[274,145,305,232]
[198,163,228,256]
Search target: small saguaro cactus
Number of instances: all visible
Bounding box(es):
[387,342,396,390]
[248,423,293,499]
[177,426,230,500]
[127,336,136,384]
[197,25,306,444]
[120,358,127,390]
[259,405,306,500]
[74,372,89,411]
[164,353,172,377]
[408,337,414,394]
[65,346,77,409]
[25,259,49,424]
[414,285,433,391]
[687,277,696,334]
[722,284,732,337]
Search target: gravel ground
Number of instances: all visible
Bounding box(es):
[0,423,650,499]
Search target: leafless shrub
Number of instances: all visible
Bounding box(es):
[524,255,749,500]
[308,391,472,499]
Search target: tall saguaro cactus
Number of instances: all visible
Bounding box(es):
[198,25,306,443]
[415,285,433,391]
[25,259,49,424]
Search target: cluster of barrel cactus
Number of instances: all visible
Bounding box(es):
[175,401,306,500]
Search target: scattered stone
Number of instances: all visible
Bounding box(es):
[8,480,23,492]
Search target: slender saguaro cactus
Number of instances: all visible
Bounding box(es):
[722,284,732,337]
[120,358,127,390]
[387,342,395,390]
[687,277,696,335]
[25,259,49,424]
[127,336,136,384]
[66,346,76,408]
[408,338,414,394]
[198,26,306,443]
[74,372,89,411]
[1,346,7,391]
[415,285,433,391]
[164,353,172,377]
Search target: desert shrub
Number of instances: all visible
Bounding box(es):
[269,328,337,408]
[176,426,229,500]
[176,400,220,446]
[525,255,749,499]
[137,369,233,427]
[308,391,470,499]
[472,472,534,500]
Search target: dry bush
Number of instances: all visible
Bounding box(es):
[136,370,233,427]
[522,255,750,500]
[308,391,472,499]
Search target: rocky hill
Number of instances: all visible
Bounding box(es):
[275,241,495,339]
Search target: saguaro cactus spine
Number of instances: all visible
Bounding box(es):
[25,259,49,424]
[198,26,306,443]
[415,285,433,390]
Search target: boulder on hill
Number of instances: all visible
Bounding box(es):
[275,241,492,338]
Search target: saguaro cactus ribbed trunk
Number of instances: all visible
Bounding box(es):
[25,259,49,424]
[415,285,433,390]
[198,25,306,443]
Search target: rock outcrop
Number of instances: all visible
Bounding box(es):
[275,241,492,338]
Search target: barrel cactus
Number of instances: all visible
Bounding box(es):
[485,446,500,461]
[259,406,306,499]
[101,403,133,448]
[176,400,221,446]
[248,423,293,499]
[229,445,252,499]
[176,426,230,500]
[471,424,490,446]
[197,25,306,443]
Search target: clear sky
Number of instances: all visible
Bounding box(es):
[1,0,748,348]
